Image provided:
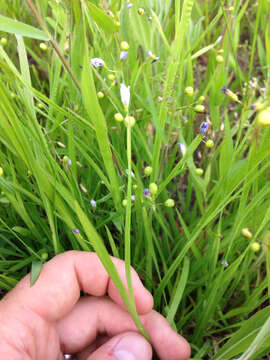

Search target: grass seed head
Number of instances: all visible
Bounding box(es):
[149,183,158,195]
[165,199,175,207]
[250,242,260,252]
[241,228,252,239]
[0,37,7,46]
[121,41,129,51]
[144,166,153,176]
[114,113,124,122]
[39,42,48,51]
[257,108,270,127]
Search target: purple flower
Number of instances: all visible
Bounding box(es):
[221,260,229,268]
[120,51,129,61]
[200,122,209,135]
[221,86,227,94]
[127,3,133,9]
[131,195,135,201]
[143,188,150,197]
[177,142,187,155]
[72,228,80,235]
[90,199,97,208]
[67,158,72,166]
[125,169,135,178]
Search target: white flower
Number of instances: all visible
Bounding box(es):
[120,51,129,61]
[91,58,105,67]
[177,142,187,155]
[120,83,130,107]
[127,3,133,9]
[90,199,97,208]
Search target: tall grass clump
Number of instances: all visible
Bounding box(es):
[0,0,270,358]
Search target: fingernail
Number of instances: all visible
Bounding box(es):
[113,333,151,360]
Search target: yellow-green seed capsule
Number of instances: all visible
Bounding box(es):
[164,199,175,208]
[138,8,145,15]
[206,139,214,148]
[241,228,252,239]
[115,21,120,28]
[10,92,16,98]
[107,74,115,81]
[122,199,128,207]
[194,104,205,113]
[0,167,3,177]
[199,95,205,103]
[63,155,69,163]
[228,6,234,12]
[114,113,124,122]
[149,183,158,195]
[38,103,44,109]
[0,37,7,46]
[41,252,48,261]
[124,115,136,127]
[257,108,270,127]
[250,242,260,252]
[39,42,48,51]
[195,168,204,176]
[216,55,224,63]
[97,91,104,99]
[218,49,224,54]
[133,184,138,190]
[121,41,129,51]
[144,166,153,176]
[185,86,194,96]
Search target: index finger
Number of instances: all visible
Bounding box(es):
[1,251,153,322]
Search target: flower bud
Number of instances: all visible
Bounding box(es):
[185,86,194,96]
[149,183,158,195]
[205,139,214,148]
[216,55,224,63]
[107,74,115,81]
[194,104,205,113]
[97,91,104,99]
[41,252,48,261]
[124,115,136,127]
[250,242,260,252]
[241,228,252,239]
[257,108,270,127]
[144,166,153,176]
[121,41,129,51]
[122,199,128,207]
[40,42,48,51]
[199,95,205,102]
[0,37,7,46]
[114,113,124,122]
[165,199,175,208]
[195,168,204,176]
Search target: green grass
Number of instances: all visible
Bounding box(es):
[0,0,270,358]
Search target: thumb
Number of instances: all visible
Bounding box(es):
[86,332,152,360]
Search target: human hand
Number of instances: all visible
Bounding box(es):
[0,251,190,360]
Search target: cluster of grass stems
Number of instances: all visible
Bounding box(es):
[0,0,270,358]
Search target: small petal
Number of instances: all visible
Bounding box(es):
[120,83,130,107]
[143,188,150,197]
[177,142,187,155]
[125,169,135,178]
[200,122,209,135]
[91,58,105,67]
[120,51,129,61]
[90,199,97,208]
[72,228,80,235]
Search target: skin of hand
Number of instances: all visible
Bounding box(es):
[0,251,190,360]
